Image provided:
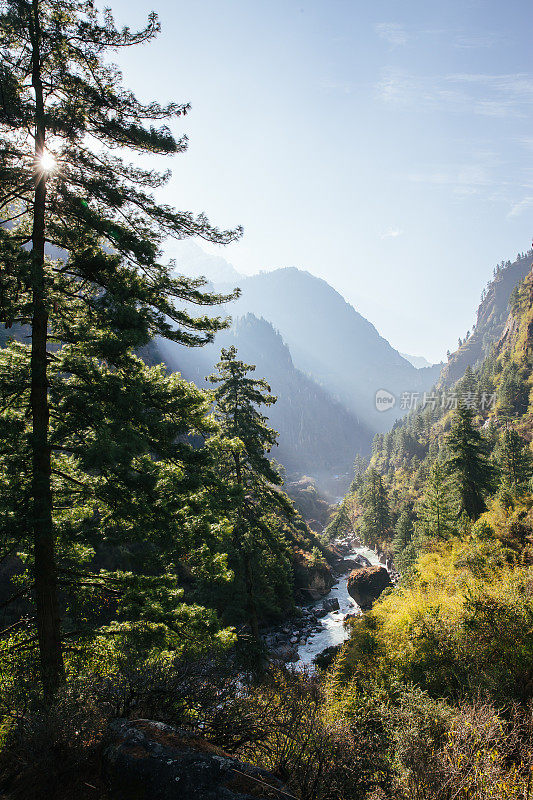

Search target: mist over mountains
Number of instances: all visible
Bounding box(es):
[220,267,442,432]
[161,243,533,493]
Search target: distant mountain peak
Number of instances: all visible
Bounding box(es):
[400,352,435,369]
[166,240,242,285]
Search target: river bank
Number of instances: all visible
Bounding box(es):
[263,540,387,668]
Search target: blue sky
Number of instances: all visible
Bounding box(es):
[110,0,533,362]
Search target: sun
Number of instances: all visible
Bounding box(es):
[39,151,57,173]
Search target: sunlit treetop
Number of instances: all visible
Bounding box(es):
[0,0,242,346]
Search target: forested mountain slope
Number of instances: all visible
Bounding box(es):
[331,255,533,561]
[317,262,533,799]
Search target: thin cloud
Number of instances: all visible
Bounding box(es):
[407,164,492,188]
[375,22,408,47]
[454,33,501,49]
[377,69,533,118]
[375,25,501,51]
[381,228,403,239]
[508,196,533,217]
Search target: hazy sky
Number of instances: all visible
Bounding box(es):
[109,0,533,362]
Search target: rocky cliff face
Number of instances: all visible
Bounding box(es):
[439,252,533,386]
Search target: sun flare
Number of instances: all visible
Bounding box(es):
[39,151,57,172]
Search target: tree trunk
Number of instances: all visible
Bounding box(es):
[30,0,65,696]
[243,550,260,643]
[233,451,260,644]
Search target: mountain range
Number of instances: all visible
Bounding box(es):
[161,243,533,493]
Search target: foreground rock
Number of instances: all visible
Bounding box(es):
[270,643,299,662]
[103,719,286,799]
[347,565,392,610]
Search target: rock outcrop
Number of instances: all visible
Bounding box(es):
[347,565,392,610]
[103,719,287,799]
[293,549,335,600]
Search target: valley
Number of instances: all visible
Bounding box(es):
[2,1,533,796]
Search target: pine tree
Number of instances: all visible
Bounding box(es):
[417,461,457,540]
[498,361,529,417]
[446,406,493,520]
[208,347,293,644]
[325,498,351,540]
[350,454,368,492]
[0,0,240,695]
[392,510,413,560]
[392,509,420,573]
[495,425,533,492]
[359,468,390,548]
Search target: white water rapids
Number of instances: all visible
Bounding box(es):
[296,544,384,667]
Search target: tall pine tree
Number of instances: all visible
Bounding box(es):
[495,424,533,492]
[208,347,294,644]
[417,461,457,541]
[446,406,493,521]
[0,0,240,694]
[359,468,390,548]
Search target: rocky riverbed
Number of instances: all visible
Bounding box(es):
[263,540,388,668]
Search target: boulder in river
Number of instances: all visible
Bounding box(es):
[321,597,340,613]
[347,565,392,610]
[343,612,359,622]
[103,719,287,799]
[341,554,372,573]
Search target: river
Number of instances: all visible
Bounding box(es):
[296,543,384,667]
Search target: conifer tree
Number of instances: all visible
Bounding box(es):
[325,498,351,540]
[392,508,421,573]
[392,509,413,560]
[359,468,390,548]
[0,0,240,695]
[446,406,493,520]
[417,461,457,540]
[498,361,529,417]
[350,454,368,492]
[495,425,533,492]
[209,347,293,643]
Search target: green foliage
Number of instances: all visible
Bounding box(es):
[208,346,296,641]
[336,530,533,703]
[392,509,417,573]
[446,406,494,520]
[417,461,458,541]
[324,498,351,540]
[497,360,530,417]
[494,425,533,492]
[358,468,391,549]
[0,0,245,691]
